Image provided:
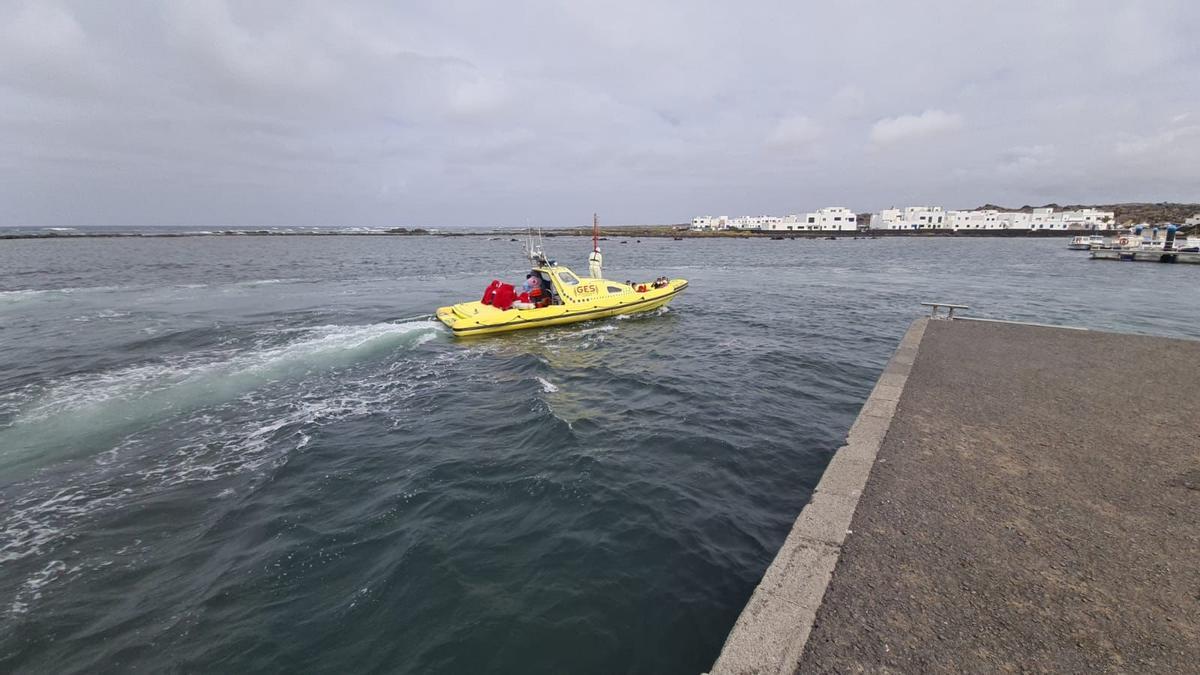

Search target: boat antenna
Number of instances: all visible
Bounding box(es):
[525,225,549,267]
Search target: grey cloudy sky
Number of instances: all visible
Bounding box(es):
[1,0,1197,228]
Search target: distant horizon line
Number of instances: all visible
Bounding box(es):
[2,199,1197,230]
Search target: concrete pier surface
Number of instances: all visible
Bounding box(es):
[712,317,1200,674]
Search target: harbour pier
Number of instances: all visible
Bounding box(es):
[1090,249,1200,264]
[712,316,1200,673]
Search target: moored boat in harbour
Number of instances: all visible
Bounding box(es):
[1068,234,1107,250]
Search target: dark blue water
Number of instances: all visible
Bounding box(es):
[1,236,1196,673]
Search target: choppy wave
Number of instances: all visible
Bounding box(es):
[0,330,474,578]
[0,288,80,305]
[533,321,619,350]
[0,289,47,302]
[9,560,71,616]
[0,321,445,475]
[0,286,141,310]
[0,279,316,309]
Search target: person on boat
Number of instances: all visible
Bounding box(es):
[536,272,557,304]
[512,274,554,310]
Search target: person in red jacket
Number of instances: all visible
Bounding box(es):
[513,274,553,309]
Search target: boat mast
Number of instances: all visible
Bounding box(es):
[588,213,603,278]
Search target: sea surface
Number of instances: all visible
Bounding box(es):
[1,234,1196,673]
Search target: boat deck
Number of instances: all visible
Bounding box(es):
[712,318,1200,673]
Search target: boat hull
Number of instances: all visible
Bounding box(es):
[437,280,687,337]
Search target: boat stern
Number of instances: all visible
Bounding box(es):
[435,305,458,330]
[436,301,482,333]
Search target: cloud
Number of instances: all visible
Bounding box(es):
[0,1,109,96]
[0,1,86,64]
[0,1,1197,226]
[870,110,964,147]
[1115,125,1200,157]
[448,76,511,120]
[767,115,821,149]
[165,2,336,96]
[829,84,865,118]
[998,144,1056,173]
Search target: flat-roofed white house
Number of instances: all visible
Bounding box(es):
[906,206,946,228]
[1028,207,1058,229]
[950,207,1116,231]
[869,206,1118,231]
[871,206,945,230]
[996,212,1031,229]
[947,209,1004,230]
[1019,207,1116,231]
[727,215,782,230]
[692,207,857,232]
[870,208,903,229]
[1059,208,1115,229]
[798,207,858,231]
[1186,214,1200,227]
[690,216,730,231]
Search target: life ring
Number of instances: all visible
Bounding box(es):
[1118,237,1129,246]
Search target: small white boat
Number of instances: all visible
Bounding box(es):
[1068,234,1106,250]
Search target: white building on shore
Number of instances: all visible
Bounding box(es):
[868,205,1115,231]
[691,207,858,232]
[871,206,946,230]
[947,209,1003,230]
[795,207,858,231]
[691,216,728,231]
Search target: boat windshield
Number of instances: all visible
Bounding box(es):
[557,271,580,285]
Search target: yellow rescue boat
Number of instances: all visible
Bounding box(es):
[436,223,687,337]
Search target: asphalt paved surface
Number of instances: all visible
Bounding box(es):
[801,319,1200,673]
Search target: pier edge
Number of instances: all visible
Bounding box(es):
[709,317,930,675]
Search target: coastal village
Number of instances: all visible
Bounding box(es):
[692,206,1200,233]
[692,205,1125,232]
